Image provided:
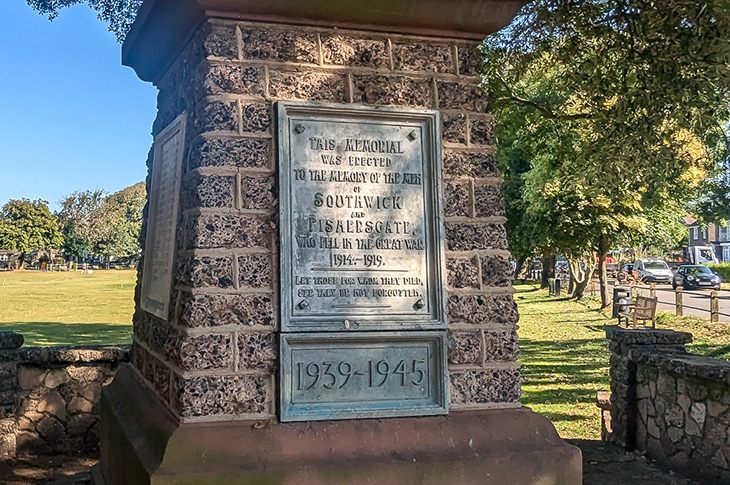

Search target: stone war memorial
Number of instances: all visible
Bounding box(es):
[97,0,582,483]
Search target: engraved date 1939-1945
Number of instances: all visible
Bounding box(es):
[296,358,427,391]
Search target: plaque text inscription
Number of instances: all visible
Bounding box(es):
[279,103,446,331]
[140,113,186,320]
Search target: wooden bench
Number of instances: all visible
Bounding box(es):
[618,295,657,328]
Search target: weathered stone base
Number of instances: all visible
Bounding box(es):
[97,364,581,484]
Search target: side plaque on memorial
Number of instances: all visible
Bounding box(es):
[280,332,447,422]
[140,113,186,320]
[278,103,446,331]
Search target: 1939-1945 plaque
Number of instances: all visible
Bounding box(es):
[278,103,448,421]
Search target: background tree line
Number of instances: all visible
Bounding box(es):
[0,182,145,268]
[482,0,730,307]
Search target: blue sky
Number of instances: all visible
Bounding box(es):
[0,0,157,212]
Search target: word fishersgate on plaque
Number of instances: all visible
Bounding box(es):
[278,102,448,421]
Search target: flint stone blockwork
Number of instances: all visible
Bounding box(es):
[128,17,520,424]
[606,326,730,483]
[0,335,128,458]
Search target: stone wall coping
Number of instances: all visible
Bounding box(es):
[0,332,24,350]
[605,325,693,345]
[123,0,528,82]
[628,348,730,384]
[17,345,131,365]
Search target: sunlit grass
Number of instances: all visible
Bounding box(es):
[515,282,730,440]
[0,269,136,346]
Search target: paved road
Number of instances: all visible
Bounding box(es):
[610,280,730,323]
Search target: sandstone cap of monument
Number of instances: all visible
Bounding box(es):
[123,0,528,82]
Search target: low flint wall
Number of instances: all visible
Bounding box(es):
[0,332,129,459]
[607,326,730,483]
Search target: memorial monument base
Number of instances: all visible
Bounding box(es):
[96,365,581,485]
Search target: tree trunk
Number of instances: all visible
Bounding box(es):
[541,251,556,289]
[598,237,610,308]
[568,256,596,300]
[514,258,526,282]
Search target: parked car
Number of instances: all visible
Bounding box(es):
[672,265,722,290]
[634,259,673,284]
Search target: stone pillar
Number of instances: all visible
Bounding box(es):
[97,1,581,483]
[606,326,692,448]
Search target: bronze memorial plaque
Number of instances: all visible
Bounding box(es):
[140,113,186,321]
[278,103,447,421]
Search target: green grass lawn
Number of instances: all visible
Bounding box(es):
[0,269,136,346]
[516,282,730,440]
[1,272,728,441]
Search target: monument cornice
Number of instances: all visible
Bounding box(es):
[122,0,528,82]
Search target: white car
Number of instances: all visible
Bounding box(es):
[633,259,673,284]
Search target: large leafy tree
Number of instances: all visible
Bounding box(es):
[58,189,106,260]
[90,182,146,266]
[0,199,63,267]
[483,0,730,305]
[25,0,141,42]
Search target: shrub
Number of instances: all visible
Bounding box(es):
[708,263,730,281]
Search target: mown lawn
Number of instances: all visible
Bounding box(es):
[516,282,730,440]
[0,269,136,346]
[1,272,728,440]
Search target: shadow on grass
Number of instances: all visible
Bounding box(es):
[687,342,730,361]
[0,322,132,347]
[520,337,610,406]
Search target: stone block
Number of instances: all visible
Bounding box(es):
[353,74,433,108]
[197,63,263,98]
[238,255,272,289]
[177,255,235,289]
[442,150,499,178]
[68,396,94,414]
[437,81,488,112]
[657,373,676,400]
[448,331,482,366]
[446,257,480,289]
[687,380,709,402]
[445,223,507,251]
[16,430,51,456]
[201,23,237,59]
[444,181,471,217]
[392,42,454,73]
[178,293,275,328]
[179,334,233,371]
[457,44,483,76]
[36,415,65,442]
[196,100,238,133]
[182,175,235,210]
[240,27,318,64]
[238,333,277,370]
[474,184,504,217]
[482,255,513,288]
[484,330,519,361]
[470,117,495,146]
[665,403,685,428]
[449,368,521,404]
[269,69,346,102]
[188,137,271,171]
[0,362,16,379]
[442,112,467,145]
[240,102,272,134]
[17,367,45,391]
[447,294,519,325]
[153,360,171,399]
[38,390,67,422]
[240,176,276,210]
[0,332,23,349]
[321,35,389,68]
[175,374,270,418]
[67,413,96,437]
[184,214,271,250]
[80,382,102,403]
[44,369,69,389]
[67,365,105,385]
[667,425,684,443]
